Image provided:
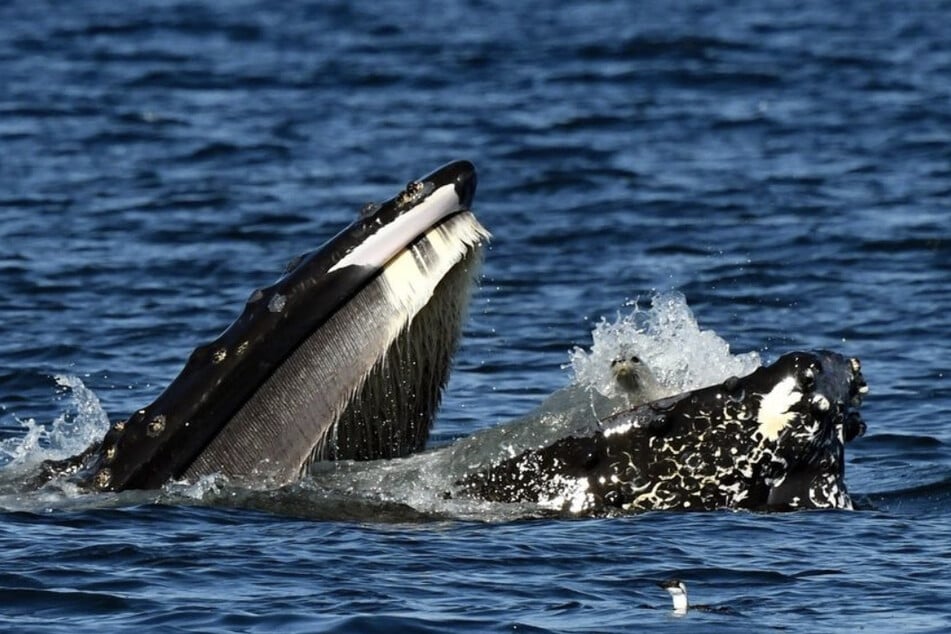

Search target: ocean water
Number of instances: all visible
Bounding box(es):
[1,0,949,632]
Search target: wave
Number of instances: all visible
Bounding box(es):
[865,474,951,503]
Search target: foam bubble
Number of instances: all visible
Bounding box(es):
[0,375,110,469]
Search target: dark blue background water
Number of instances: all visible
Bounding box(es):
[1,1,948,632]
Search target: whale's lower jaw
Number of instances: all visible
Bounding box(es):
[456,350,867,515]
[183,212,488,486]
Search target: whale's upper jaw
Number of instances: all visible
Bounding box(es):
[76,161,486,492]
[325,160,477,273]
[456,349,867,514]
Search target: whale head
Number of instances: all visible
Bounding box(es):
[76,161,488,491]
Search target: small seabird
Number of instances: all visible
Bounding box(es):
[657,579,739,616]
[658,579,689,615]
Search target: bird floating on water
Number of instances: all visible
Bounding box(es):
[657,579,740,616]
[658,579,690,615]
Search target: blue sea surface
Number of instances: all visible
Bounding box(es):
[1,0,949,632]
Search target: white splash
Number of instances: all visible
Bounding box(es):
[567,291,761,397]
[537,475,593,514]
[0,375,110,469]
[164,473,228,500]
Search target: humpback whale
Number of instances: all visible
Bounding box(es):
[456,351,867,513]
[42,161,489,491]
[34,160,868,516]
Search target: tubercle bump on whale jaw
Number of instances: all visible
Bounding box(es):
[455,350,867,516]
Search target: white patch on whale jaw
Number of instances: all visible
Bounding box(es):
[756,376,802,442]
[807,472,853,510]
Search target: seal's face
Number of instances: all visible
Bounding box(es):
[611,355,645,391]
[458,350,867,514]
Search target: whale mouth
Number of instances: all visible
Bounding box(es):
[57,161,489,492]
